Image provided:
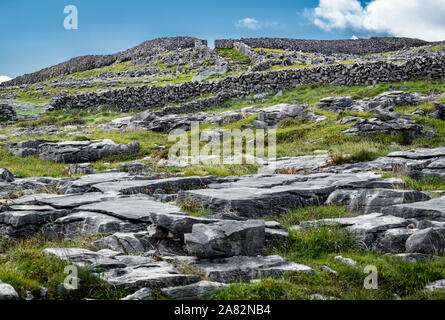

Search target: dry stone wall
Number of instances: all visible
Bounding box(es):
[49,56,445,111]
[215,37,430,54]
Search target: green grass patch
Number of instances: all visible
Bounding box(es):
[178,199,213,217]
[215,48,252,65]
[381,174,445,191]
[394,103,436,115]
[0,147,67,178]
[70,61,146,79]
[15,107,135,127]
[428,45,445,52]
[254,48,285,54]
[0,234,131,300]
[214,253,445,300]
[267,63,313,72]
[269,205,353,228]
[270,226,360,261]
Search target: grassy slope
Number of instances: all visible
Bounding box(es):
[2,80,445,179]
[215,206,445,300]
[0,234,132,300]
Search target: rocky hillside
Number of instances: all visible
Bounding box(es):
[0,37,444,301]
[1,37,207,87]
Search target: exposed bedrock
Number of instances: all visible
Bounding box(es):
[177,173,405,218]
[6,139,140,163]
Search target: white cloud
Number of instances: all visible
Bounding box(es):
[306,0,445,41]
[236,18,261,30]
[0,76,11,84]
[351,35,358,40]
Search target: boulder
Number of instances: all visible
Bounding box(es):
[66,163,96,175]
[373,228,415,253]
[317,96,354,112]
[184,220,265,258]
[434,102,445,120]
[0,167,14,182]
[405,227,445,254]
[358,91,425,112]
[149,212,219,238]
[342,115,429,138]
[257,104,306,127]
[123,162,147,175]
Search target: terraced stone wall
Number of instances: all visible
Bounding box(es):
[48,55,445,111]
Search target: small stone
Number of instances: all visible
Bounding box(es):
[425,279,445,293]
[321,266,338,276]
[334,256,357,266]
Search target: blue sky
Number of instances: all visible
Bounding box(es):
[1,0,444,78]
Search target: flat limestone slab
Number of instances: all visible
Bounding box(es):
[37,192,117,209]
[178,172,405,218]
[76,197,184,222]
[387,147,445,159]
[192,255,314,283]
[92,176,217,195]
[52,211,146,238]
[299,213,409,234]
[259,155,331,174]
[68,172,131,189]
[102,262,201,289]
[382,196,445,221]
[178,186,328,217]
